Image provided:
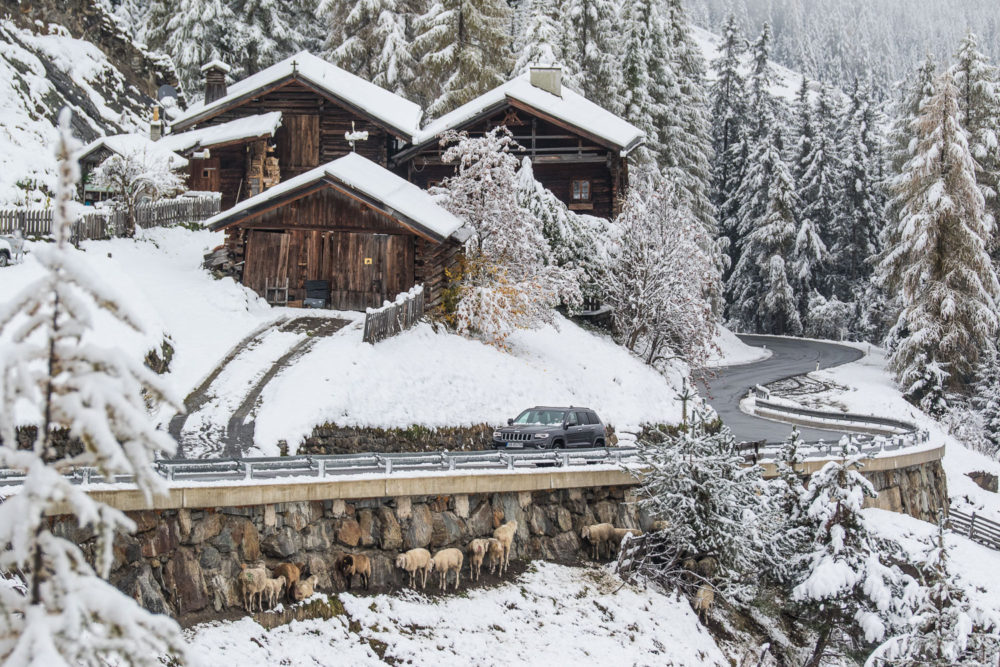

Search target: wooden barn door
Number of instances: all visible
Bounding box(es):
[243,230,290,297]
[276,114,320,179]
[188,157,220,192]
[325,233,414,310]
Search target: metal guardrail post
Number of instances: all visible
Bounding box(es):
[317,459,326,478]
[561,452,570,467]
[167,465,175,482]
[448,456,456,471]
[385,458,392,475]
[83,468,91,485]
[244,462,252,481]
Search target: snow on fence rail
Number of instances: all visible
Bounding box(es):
[949,507,1000,552]
[0,194,221,242]
[0,446,640,489]
[362,284,425,344]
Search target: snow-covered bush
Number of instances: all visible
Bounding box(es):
[805,292,855,341]
[91,147,185,237]
[602,171,718,370]
[0,111,187,665]
[436,128,581,347]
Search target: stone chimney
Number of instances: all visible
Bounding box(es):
[529,65,562,97]
[201,59,231,105]
[149,106,162,142]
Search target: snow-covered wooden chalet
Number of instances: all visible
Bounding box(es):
[391,66,645,219]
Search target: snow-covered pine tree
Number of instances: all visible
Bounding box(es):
[617,0,663,166]
[0,110,187,665]
[868,515,1000,666]
[790,77,830,318]
[637,410,765,600]
[320,0,417,95]
[951,31,1000,239]
[436,128,580,346]
[888,55,938,177]
[412,0,512,117]
[759,427,812,586]
[601,170,718,370]
[727,122,802,336]
[744,23,781,144]
[233,0,319,76]
[564,0,622,115]
[970,350,1000,458]
[148,0,240,94]
[798,82,842,291]
[790,457,911,666]
[829,81,885,301]
[512,0,562,75]
[877,70,1000,407]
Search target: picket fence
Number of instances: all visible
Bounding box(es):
[0,195,220,242]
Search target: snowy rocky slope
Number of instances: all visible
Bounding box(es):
[186,562,729,667]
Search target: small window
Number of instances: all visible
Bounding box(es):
[575,411,589,425]
[202,169,211,178]
[571,180,591,201]
[588,412,601,425]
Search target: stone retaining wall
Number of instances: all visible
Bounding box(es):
[298,424,494,454]
[75,484,643,621]
[863,458,948,522]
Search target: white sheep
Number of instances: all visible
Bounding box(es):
[608,527,643,555]
[432,548,464,591]
[240,564,269,612]
[395,548,434,589]
[580,522,615,560]
[492,520,518,575]
[293,574,320,602]
[262,574,286,609]
[467,538,491,581]
[693,583,714,622]
[486,538,504,576]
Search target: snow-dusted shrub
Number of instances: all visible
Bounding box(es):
[91,147,185,237]
[0,111,187,664]
[602,171,718,370]
[804,292,855,340]
[436,127,580,347]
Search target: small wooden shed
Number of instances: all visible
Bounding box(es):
[203,152,465,310]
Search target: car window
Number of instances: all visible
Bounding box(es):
[575,411,589,425]
[514,410,565,426]
[588,412,600,425]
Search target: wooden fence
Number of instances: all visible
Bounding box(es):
[949,507,1000,552]
[0,195,220,242]
[362,284,425,344]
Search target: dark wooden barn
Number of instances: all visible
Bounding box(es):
[171,53,422,211]
[203,152,465,311]
[391,66,645,219]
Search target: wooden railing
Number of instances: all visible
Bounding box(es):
[949,507,1000,551]
[362,284,425,344]
[0,195,221,242]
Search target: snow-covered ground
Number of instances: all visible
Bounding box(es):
[186,562,728,666]
[706,325,772,367]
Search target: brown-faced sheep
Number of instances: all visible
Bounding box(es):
[467,538,491,581]
[339,554,372,590]
[395,548,434,589]
[240,564,268,612]
[273,562,306,601]
[492,520,518,574]
[693,583,714,622]
[432,548,464,591]
[486,538,504,576]
[292,574,319,602]
[580,522,615,559]
[608,527,643,554]
[262,574,286,609]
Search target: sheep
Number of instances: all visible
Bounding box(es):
[292,574,319,602]
[696,556,718,579]
[486,538,504,576]
[262,574,286,609]
[580,522,615,560]
[693,583,715,622]
[492,520,518,574]
[467,538,491,581]
[608,528,643,555]
[273,562,306,601]
[432,548,464,591]
[395,548,434,589]
[650,520,670,533]
[239,563,269,612]
[339,554,372,590]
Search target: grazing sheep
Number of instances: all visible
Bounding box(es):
[467,539,491,581]
[485,538,504,576]
[432,548,464,591]
[240,564,269,612]
[339,554,372,590]
[293,574,320,602]
[492,520,518,574]
[608,528,643,554]
[693,583,715,622]
[696,557,718,579]
[650,520,670,532]
[580,523,615,560]
[395,548,434,589]
[273,562,306,601]
[262,574,286,609]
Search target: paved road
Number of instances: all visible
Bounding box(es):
[702,335,865,444]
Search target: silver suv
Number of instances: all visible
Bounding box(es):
[493,406,607,450]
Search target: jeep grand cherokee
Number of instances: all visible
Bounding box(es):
[492,406,607,449]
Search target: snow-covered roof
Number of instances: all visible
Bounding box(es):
[160,112,282,154]
[204,152,465,242]
[412,74,645,154]
[78,134,188,170]
[173,52,422,140]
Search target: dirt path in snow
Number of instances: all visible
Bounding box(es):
[169,316,349,458]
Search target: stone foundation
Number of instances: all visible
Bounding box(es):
[298,423,495,454]
[863,458,948,522]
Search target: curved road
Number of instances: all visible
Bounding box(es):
[703,335,865,444]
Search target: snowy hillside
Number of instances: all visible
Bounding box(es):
[187,562,729,666]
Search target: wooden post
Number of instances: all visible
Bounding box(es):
[969,511,977,540]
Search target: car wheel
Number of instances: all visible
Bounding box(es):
[0,252,8,267]
[595,439,605,448]
[553,440,565,449]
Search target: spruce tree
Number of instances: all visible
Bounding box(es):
[148,0,240,95]
[512,0,562,74]
[971,350,1000,457]
[618,0,660,166]
[320,0,417,95]
[413,0,512,117]
[234,0,319,76]
[564,0,622,115]
[877,71,1000,407]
